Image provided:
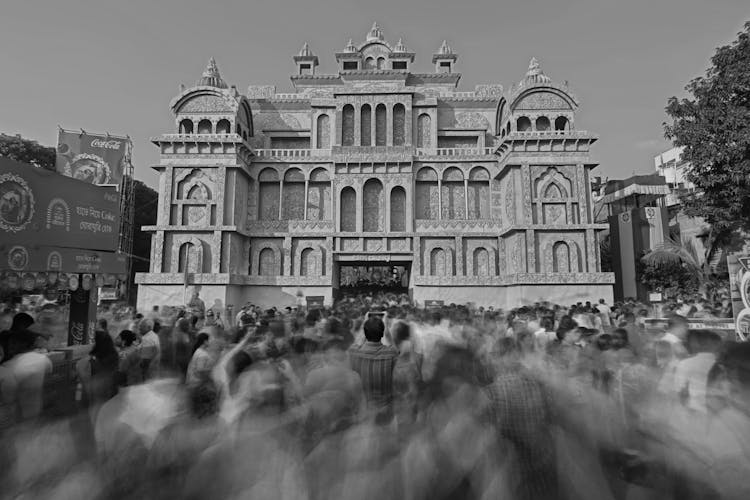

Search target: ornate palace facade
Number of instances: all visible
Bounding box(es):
[135,23,614,310]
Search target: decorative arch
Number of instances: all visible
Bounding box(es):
[377,57,386,70]
[554,116,569,131]
[216,119,231,134]
[316,114,330,149]
[390,186,406,232]
[535,167,571,199]
[535,167,574,225]
[361,104,372,146]
[375,104,386,146]
[197,119,212,134]
[179,119,194,134]
[426,246,455,277]
[468,167,490,219]
[340,187,356,231]
[365,57,375,69]
[535,116,551,131]
[417,113,431,148]
[307,167,331,220]
[516,116,532,132]
[415,166,439,219]
[258,167,281,220]
[342,105,355,146]
[510,86,578,112]
[472,247,490,276]
[298,246,324,277]
[363,178,384,232]
[544,240,581,273]
[441,167,465,219]
[258,247,280,276]
[173,237,205,273]
[282,167,305,219]
[392,103,405,146]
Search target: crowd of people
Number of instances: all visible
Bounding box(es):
[0,289,748,499]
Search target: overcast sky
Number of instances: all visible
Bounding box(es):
[1,0,747,188]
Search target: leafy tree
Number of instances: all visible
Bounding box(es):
[664,21,750,246]
[641,237,720,299]
[130,179,158,278]
[0,133,56,171]
[638,249,699,299]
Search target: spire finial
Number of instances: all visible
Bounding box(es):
[522,56,551,86]
[345,38,357,52]
[394,38,407,52]
[197,57,227,88]
[367,22,384,41]
[299,42,313,57]
[439,40,453,54]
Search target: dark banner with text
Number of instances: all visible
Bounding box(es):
[0,156,120,251]
[56,129,130,185]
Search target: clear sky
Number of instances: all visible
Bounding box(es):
[1,0,747,188]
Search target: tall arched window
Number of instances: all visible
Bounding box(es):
[340,187,356,232]
[300,248,315,276]
[553,242,571,273]
[375,104,386,146]
[216,119,230,134]
[282,168,305,219]
[393,103,405,146]
[360,104,372,146]
[316,114,330,149]
[258,248,277,276]
[417,113,431,148]
[179,119,193,134]
[342,105,355,146]
[516,116,531,132]
[467,167,490,219]
[390,186,406,231]
[307,168,331,220]
[441,167,465,219]
[258,168,280,220]
[415,167,439,219]
[377,57,385,69]
[363,178,384,232]
[365,57,375,69]
[554,116,569,131]
[536,116,550,131]
[430,248,447,276]
[473,248,490,276]
[197,119,212,134]
[178,242,198,273]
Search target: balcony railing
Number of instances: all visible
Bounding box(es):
[508,130,591,138]
[255,148,316,158]
[415,147,495,157]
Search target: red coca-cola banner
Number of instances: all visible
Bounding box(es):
[56,129,131,185]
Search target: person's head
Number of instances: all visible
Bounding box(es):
[540,317,554,332]
[612,328,629,349]
[119,329,136,347]
[91,330,116,359]
[206,309,215,319]
[97,318,108,332]
[556,315,579,342]
[596,333,613,351]
[192,332,210,355]
[623,312,636,325]
[599,298,606,305]
[10,312,34,332]
[391,321,411,347]
[7,330,36,357]
[363,316,385,342]
[138,319,154,336]
[686,329,722,356]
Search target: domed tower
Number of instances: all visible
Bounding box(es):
[432,40,457,73]
[136,58,255,312]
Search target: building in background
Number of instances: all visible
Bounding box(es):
[135,23,614,311]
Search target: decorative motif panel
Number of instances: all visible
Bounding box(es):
[521,167,532,223]
[417,114,431,148]
[415,183,439,219]
[341,238,359,251]
[178,95,235,113]
[316,114,330,149]
[505,178,515,225]
[364,238,383,252]
[473,248,490,276]
[258,248,278,276]
[430,248,446,276]
[307,183,331,221]
[342,106,355,146]
[543,204,567,225]
[259,183,280,220]
[554,242,571,273]
[282,183,305,219]
[361,105,372,146]
[498,237,506,274]
[441,182,465,220]
[467,182,489,219]
[515,91,571,110]
[375,105,386,146]
[184,205,208,227]
[363,180,384,232]
[393,104,406,146]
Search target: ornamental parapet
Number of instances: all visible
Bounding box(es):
[414,147,495,160]
[415,219,504,233]
[152,133,250,145]
[134,273,333,286]
[495,130,598,160]
[331,145,413,163]
[254,149,331,162]
[412,272,615,286]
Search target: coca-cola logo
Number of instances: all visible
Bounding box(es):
[90,139,122,150]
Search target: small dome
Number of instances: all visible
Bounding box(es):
[522,57,552,86]
[344,38,357,53]
[366,22,384,42]
[298,42,313,57]
[393,38,408,53]
[197,57,228,89]
[438,40,453,55]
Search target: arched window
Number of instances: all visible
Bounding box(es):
[555,116,569,131]
[392,103,405,146]
[536,116,550,131]
[417,114,431,148]
[258,248,277,276]
[316,114,330,148]
[473,248,490,276]
[430,248,447,276]
[178,242,196,273]
[197,119,212,134]
[342,105,355,146]
[467,166,490,219]
[375,104,386,146]
[441,167,465,219]
[544,183,563,199]
[390,186,406,231]
[216,119,231,134]
[363,179,384,232]
[258,168,280,220]
[340,187,356,232]
[360,104,371,146]
[516,116,531,132]
[179,119,193,134]
[415,167,439,219]
[365,57,375,69]
[307,168,331,220]
[300,248,315,276]
[282,168,305,219]
[377,57,385,70]
[553,242,571,273]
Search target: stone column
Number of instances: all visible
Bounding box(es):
[303,179,309,220]
[455,236,464,276]
[413,236,421,275]
[355,184,363,233]
[521,164,532,224]
[283,236,292,276]
[386,103,393,147]
[354,99,362,146]
[278,180,284,220]
[464,179,469,219]
[526,229,536,273]
[437,179,443,219]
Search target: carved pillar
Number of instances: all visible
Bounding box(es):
[212,230,222,273]
[526,229,536,273]
[216,167,226,226]
[158,166,174,225]
[354,99,361,146]
[577,164,588,224]
[464,179,469,219]
[386,103,393,147]
[355,184,363,233]
[586,229,598,272]
[283,236,292,276]
[413,236,421,275]
[151,232,165,273]
[385,182,391,232]
[455,236,464,276]
[278,180,284,220]
[437,179,443,220]
[521,164,532,224]
[303,179,309,220]
[406,180,414,231]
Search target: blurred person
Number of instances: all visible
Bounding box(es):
[597,298,612,328]
[204,308,224,329]
[534,316,557,350]
[77,330,119,415]
[117,330,142,387]
[391,321,422,431]
[672,329,722,413]
[188,291,206,319]
[174,317,194,378]
[348,315,398,424]
[1,327,52,423]
[139,319,161,380]
[186,332,218,388]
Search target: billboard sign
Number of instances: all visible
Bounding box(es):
[0,245,126,274]
[56,129,130,185]
[0,157,120,251]
[306,296,325,310]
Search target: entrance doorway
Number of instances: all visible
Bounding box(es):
[336,262,411,299]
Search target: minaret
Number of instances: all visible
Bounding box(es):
[293,42,319,76]
[196,57,228,88]
[432,40,457,73]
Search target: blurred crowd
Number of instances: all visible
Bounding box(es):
[0,288,748,499]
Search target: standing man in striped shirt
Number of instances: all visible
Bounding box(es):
[348,315,399,424]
